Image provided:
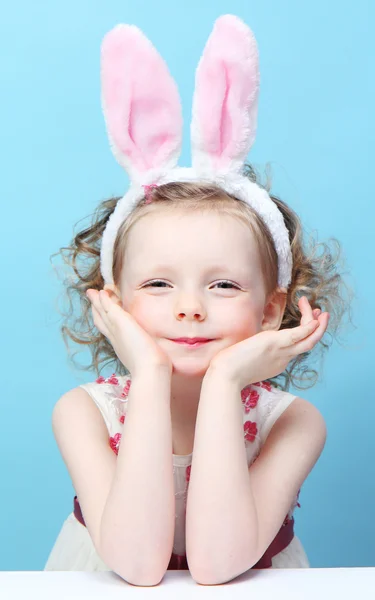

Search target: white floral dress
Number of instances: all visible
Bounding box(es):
[44,373,310,571]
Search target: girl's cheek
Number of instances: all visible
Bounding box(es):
[123,292,149,314]
[127,297,164,331]
[221,302,262,338]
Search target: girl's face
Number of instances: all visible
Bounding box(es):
[117,210,271,377]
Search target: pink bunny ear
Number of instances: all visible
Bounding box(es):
[101,24,183,182]
[191,15,260,173]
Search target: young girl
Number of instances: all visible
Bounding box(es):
[45,15,349,586]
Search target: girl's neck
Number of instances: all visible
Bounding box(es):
[170,373,203,415]
[170,373,204,456]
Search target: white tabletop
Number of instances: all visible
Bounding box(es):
[1,569,375,600]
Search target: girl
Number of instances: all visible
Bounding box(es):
[45,15,350,586]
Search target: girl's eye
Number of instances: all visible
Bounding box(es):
[144,281,170,288]
[214,281,239,289]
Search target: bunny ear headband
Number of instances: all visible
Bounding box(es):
[100,14,293,289]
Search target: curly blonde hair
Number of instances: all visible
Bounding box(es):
[50,163,353,391]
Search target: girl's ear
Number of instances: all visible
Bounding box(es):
[261,291,287,332]
[191,14,260,174]
[103,284,123,307]
[101,24,183,184]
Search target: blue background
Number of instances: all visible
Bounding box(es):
[0,0,373,570]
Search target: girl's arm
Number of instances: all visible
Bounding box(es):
[185,369,326,585]
[52,366,174,586]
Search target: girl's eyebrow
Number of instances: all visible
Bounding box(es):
[137,264,254,281]
[144,264,245,275]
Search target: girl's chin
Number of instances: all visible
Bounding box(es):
[170,356,211,378]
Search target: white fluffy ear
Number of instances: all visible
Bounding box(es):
[191,15,260,174]
[101,24,183,183]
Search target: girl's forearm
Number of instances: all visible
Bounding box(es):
[100,367,174,585]
[186,368,258,584]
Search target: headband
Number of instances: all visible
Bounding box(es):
[99,14,293,289]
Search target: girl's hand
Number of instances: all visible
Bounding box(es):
[207,296,329,389]
[86,289,172,377]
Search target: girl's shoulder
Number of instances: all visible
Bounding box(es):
[241,381,298,447]
[78,372,132,434]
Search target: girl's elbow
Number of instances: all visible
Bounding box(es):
[188,553,256,585]
[100,541,168,586]
[110,560,167,586]
[116,567,166,587]
[190,566,238,586]
[190,567,252,586]
[188,556,228,585]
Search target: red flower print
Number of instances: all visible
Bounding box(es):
[241,385,251,402]
[96,373,120,385]
[109,432,122,455]
[107,373,119,385]
[253,381,272,392]
[241,388,259,413]
[119,415,125,424]
[121,379,132,398]
[244,421,258,443]
[186,465,191,483]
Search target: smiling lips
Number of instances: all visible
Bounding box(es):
[170,337,214,346]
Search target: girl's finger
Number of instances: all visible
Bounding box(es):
[280,318,320,348]
[299,296,314,326]
[293,312,330,355]
[98,289,111,312]
[98,289,123,317]
[86,289,101,309]
[87,290,112,333]
[98,290,127,328]
[91,304,111,339]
